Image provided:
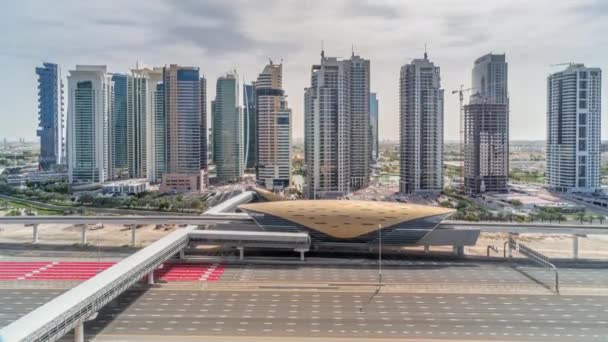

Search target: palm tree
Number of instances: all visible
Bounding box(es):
[595,215,605,224]
[575,212,586,224]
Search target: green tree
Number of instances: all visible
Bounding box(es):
[575,212,586,224]
[510,199,523,207]
[439,200,454,208]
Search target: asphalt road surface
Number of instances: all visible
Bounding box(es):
[64,289,608,341]
[2,288,608,341]
[219,261,608,288]
[2,260,608,341]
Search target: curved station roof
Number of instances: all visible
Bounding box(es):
[239,200,454,240]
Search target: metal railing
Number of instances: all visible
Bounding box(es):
[504,236,517,258]
[517,243,559,294]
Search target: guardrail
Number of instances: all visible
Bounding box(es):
[517,243,559,294]
[503,236,517,258]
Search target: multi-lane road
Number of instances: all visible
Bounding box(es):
[2,288,608,341]
[43,289,608,341]
[1,259,608,341]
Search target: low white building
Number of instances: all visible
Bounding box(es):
[102,179,148,195]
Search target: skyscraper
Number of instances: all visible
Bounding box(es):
[213,71,243,182]
[255,62,291,190]
[67,65,112,184]
[36,62,64,170]
[349,54,371,189]
[159,65,207,193]
[369,92,379,162]
[243,83,256,170]
[151,81,166,183]
[128,67,164,183]
[464,53,509,194]
[304,50,371,199]
[110,73,128,179]
[399,53,444,194]
[546,64,601,193]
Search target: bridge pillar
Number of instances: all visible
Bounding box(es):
[81,224,88,245]
[32,224,39,243]
[148,271,155,285]
[179,249,185,260]
[130,225,136,246]
[237,246,244,260]
[295,248,307,261]
[573,235,579,260]
[424,244,430,254]
[74,320,84,342]
[453,245,464,257]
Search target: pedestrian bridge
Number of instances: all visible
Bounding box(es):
[0,227,311,342]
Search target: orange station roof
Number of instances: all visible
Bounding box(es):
[239,200,454,239]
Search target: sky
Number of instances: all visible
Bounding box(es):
[1,0,607,142]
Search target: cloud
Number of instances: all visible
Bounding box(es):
[93,18,139,27]
[167,25,257,55]
[573,0,608,17]
[344,0,402,19]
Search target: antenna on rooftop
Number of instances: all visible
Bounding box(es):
[424,43,428,59]
[321,40,325,58]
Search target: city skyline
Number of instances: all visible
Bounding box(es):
[2,1,608,142]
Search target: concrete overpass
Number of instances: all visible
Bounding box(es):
[441,220,608,235]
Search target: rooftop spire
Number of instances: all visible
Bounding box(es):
[424,43,428,60]
[321,40,325,59]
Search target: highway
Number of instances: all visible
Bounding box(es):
[1,215,607,236]
[1,260,608,341]
[440,220,608,235]
[2,289,599,341]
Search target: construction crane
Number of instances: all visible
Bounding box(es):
[451,85,476,192]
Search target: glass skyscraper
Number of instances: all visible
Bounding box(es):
[243,83,256,170]
[160,65,207,193]
[36,62,64,170]
[111,74,128,179]
[213,72,243,182]
[369,93,379,162]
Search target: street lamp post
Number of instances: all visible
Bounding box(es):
[378,224,382,285]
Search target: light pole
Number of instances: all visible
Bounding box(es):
[378,224,382,285]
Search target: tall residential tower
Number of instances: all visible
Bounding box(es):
[304,50,370,199]
[159,65,207,192]
[546,64,601,193]
[66,65,113,184]
[463,53,509,194]
[399,53,444,194]
[255,62,291,190]
[36,62,64,170]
